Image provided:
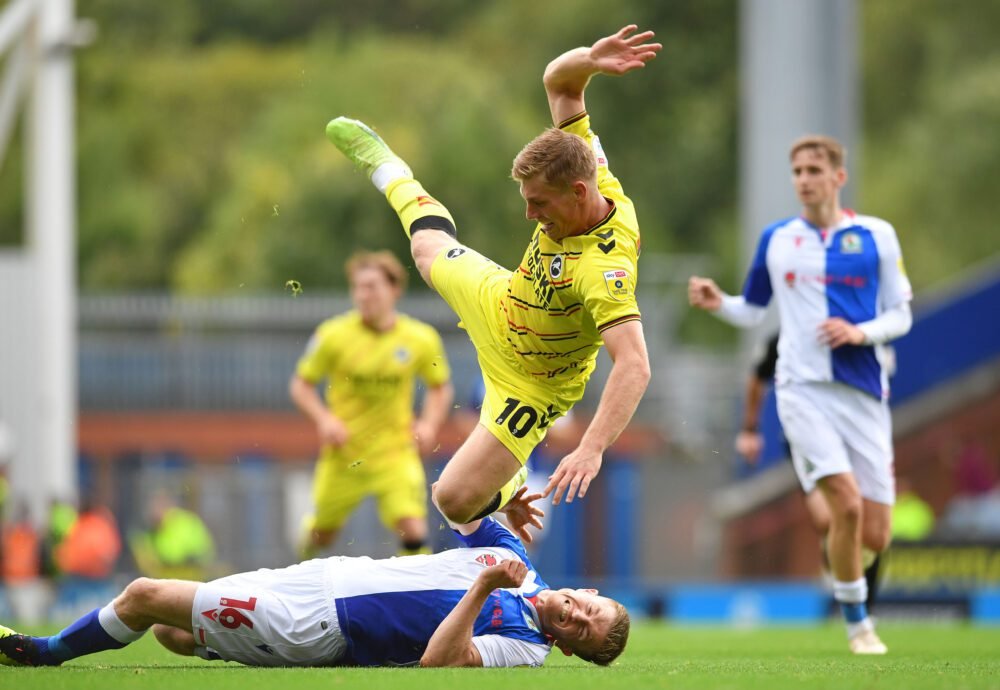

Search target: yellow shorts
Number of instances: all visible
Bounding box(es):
[430,244,583,463]
[308,446,427,532]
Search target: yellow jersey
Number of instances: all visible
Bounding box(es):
[295,311,450,462]
[503,112,642,386]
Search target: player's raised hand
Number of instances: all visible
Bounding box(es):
[544,447,602,506]
[590,25,662,76]
[478,559,529,590]
[501,486,545,544]
[688,276,723,311]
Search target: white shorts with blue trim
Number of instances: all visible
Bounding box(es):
[776,380,895,505]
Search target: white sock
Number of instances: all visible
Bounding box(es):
[371,162,412,194]
[98,602,147,643]
[832,577,868,605]
[846,617,875,639]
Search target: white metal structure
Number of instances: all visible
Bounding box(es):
[0,0,81,522]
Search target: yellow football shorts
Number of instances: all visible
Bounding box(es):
[308,446,427,532]
[430,243,582,463]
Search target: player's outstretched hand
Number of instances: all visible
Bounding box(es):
[478,559,528,591]
[544,447,602,506]
[688,276,723,311]
[501,486,545,544]
[590,25,662,76]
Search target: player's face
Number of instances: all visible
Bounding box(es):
[349,266,399,323]
[540,588,617,658]
[519,176,586,241]
[791,148,846,211]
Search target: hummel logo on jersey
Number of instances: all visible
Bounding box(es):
[446,247,466,259]
[596,229,616,254]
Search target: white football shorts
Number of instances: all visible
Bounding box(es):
[776,380,895,505]
[192,558,347,666]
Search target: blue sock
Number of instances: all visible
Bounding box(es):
[35,608,128,664]
[839,601,868,624]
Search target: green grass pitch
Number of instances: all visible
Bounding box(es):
[4,622,999,690]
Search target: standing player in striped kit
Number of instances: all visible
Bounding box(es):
[689,135,913,654]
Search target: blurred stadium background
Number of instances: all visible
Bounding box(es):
[1,0,999,629]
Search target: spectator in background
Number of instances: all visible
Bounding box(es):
[40,497,77,579]
[55,496,121,580]
[50,496,122,619]
[1,500,46,624]
[940,440,1000,538]
[289,250,453,559]
[891,478,935,542]
[1,500,39,585]
[0,416,13,565]
[129,492,215,581]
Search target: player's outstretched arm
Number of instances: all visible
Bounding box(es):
[543,24,661,126]
[545,320,650,505]
[420,560,528,667]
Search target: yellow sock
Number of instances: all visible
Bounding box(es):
[386,178,456,239]
[497,466,529,511]
[397,544,432,557]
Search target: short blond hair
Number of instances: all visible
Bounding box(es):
[345,250,407,292]
[511,128,596,189]
[577,601,630,666]
[790,135,847,169]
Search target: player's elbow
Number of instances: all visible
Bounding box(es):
[623,351,651,390]
[420,647,480,667]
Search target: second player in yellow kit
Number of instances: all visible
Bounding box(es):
[290,251,453,558]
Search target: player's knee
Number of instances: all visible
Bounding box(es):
[411,231,453,277]
[821,478,862,523]
[863,525,891,553]
[118,577,159,614]
[434,483,480,524]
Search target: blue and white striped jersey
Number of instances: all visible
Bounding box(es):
[742,211,912,399]
[329,517,552,667]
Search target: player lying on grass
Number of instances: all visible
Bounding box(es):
[0,488,629,668]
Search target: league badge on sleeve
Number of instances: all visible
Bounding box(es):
[603,269,631,301]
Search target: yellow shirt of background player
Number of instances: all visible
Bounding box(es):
[295,311,450,465]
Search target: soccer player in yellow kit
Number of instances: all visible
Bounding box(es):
[326,26,659,530]
[290,251,453,558]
